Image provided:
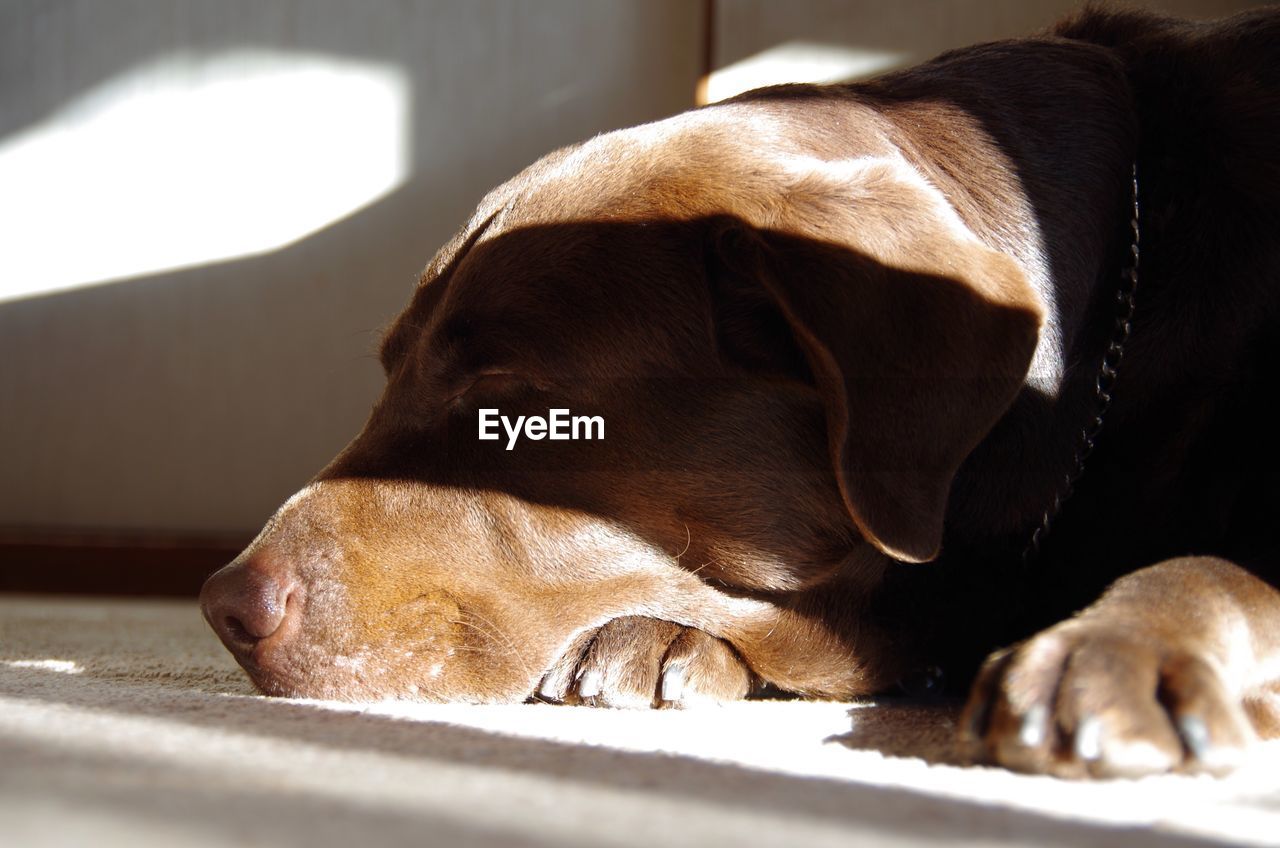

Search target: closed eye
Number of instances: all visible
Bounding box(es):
[447,370,525,405]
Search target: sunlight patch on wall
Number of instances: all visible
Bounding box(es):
[0,50,410,304]
[700,42,907,105]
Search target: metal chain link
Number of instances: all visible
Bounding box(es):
[1022,164,1140,564]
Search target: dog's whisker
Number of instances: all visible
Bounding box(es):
[672,524,692,561]
[688,560,715,577]
[456,609,535,683]
[466,609,537,683]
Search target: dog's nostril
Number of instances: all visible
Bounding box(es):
[222,615,257,646]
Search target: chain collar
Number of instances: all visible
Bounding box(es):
[1021,164,1141,564]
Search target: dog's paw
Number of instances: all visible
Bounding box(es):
[535,616,754,708]
[959,622,1256,777]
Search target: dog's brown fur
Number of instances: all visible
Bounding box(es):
[203,7,1280,777]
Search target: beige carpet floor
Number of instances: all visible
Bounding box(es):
[2,595,1279,847]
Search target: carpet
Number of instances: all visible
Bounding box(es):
[2,595,1278,847]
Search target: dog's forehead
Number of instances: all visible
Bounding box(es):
[382,99,882,371]
[418,226,645,332]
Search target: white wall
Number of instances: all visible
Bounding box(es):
[0,0,700,536]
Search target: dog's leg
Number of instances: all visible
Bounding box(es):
[534,617,755,708]
[960,556,1280,777]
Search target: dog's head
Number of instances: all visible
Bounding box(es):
[201,98,1042,702]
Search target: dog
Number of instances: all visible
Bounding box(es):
[201,6,1280,778]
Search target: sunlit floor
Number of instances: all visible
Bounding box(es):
[1,596,1276,848]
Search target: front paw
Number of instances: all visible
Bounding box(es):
[536,616,754,708]
[960,622,1256,777]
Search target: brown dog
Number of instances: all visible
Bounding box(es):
[201,7,1280,778]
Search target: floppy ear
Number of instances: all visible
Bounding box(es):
[712,206,1041,563]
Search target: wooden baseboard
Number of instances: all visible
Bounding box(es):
[0,530,248,597]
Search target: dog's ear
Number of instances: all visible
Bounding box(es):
[710,205,1041,563]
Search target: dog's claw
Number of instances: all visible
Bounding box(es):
[1177,714,1211,760]
[1074,715,1104,762]
[1019,703,1048,748]
[576,669,602,698]
[660,664,685,702]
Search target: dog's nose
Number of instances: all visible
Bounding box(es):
[200,554,299,657]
